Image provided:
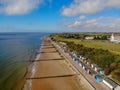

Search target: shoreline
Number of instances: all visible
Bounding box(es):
[23,37,92,90]
[23,40,44,90]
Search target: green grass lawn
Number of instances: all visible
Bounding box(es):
[52,35,120,55]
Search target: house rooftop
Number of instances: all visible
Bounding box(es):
[80,60,97,74]
[89,68,97,74]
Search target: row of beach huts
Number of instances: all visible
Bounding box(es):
[57,41,120,90]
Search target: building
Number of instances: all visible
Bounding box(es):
[86,59,92,66]
[99,70,104,75]
[110,33,120,43]
[85,36,94,40]
[103,77,120,90]
[88,68,97,77]
[94,75,103,82]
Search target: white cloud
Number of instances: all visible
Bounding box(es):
[66,17,120,32]
[0,0,43,15]
[86,19,97,24]
[62,0,120,16]
[79,15,86,20]
[67,21,83,28]
[108,0,120,8]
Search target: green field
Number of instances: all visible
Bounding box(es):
[52,35,120,55]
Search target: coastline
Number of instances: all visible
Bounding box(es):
[0,33,49,90]
[23,37,92,90]
[23,40,44,90]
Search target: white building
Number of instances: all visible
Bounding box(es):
[85,36,94,40]
[103,77,120,90]
[110,33,120,43]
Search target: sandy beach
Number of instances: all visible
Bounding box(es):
[24,37,92,90]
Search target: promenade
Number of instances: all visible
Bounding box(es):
[51,38,110,90]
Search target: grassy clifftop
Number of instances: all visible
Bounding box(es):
[51,34,120,55]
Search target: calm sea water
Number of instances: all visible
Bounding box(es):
[0,32,49,90]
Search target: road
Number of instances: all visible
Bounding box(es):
[51,40,110,90]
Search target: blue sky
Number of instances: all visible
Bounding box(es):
[0,0,120,32]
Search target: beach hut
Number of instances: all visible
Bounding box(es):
[94,65,101,72]
[72,57,75,61]
[86,60,92,66]
[91,63,99,72]
[91,63,96,68]
[73,53,77,58]
[78,60,83,67]
[94,75,103,82]
[80,58,84,62]
[79,55,83,59]
[82,63,89,71]
[81,58,87,64]
[74,59,79,63]
[82,65,85,70]
[81,56,86,60]
[87,68,91,74]
[89,69,97,77]
[86,67,91,74]
[85,66,88,71]
[83,59,87,64]
[79,62,82,67]
[84,63,97,76]
[99,69,105,75]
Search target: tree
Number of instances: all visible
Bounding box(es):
[105,68,111,75]
[110,62,117,70]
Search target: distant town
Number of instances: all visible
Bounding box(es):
[58,33,120,43]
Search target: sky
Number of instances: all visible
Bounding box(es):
[0,0,120,32]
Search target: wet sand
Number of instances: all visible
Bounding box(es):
[24,37,91,90]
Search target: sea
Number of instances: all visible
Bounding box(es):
[0,32,49,90]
